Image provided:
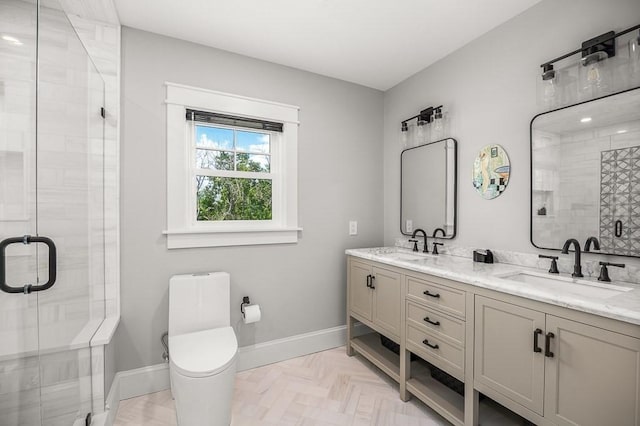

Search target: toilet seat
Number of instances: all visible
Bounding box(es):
[170,326,238,378]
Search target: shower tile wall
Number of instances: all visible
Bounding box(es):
[65,11,121,413]
[600,133,640,256]
[0,348,92,426]
[66,13,120,320]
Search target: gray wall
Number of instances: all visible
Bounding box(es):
[383,0,640,269]
[116,28,384,371]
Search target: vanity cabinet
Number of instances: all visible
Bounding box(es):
[475,295,640,426]
[347,252,640,426]
[348,258,402,341]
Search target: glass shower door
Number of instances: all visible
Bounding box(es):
[0,0,42,424]
[0,0,105,424]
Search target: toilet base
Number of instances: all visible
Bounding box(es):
[170,358,237,426]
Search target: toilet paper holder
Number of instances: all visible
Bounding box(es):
[240,296,251,318]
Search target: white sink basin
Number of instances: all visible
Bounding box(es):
[379,251,430,261]
[496,270,633,299]
[372,248,433,262]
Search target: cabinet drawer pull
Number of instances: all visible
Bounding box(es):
[423,316,440,326]
[422,339,439,349]
[533,328,542,353]
[370,275,375,289]
[366,274,371,288]
[423,290,440,298]
[545,332,555,358]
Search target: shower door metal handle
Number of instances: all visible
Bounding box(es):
[0,235,57,294]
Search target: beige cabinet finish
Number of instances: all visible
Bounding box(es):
[349,259,373,320]
[347,254,640,426]
[474,296,546,415]
[476,295,640,425]
[544,315,640,426]
[407,275,466,319]
[371,266,402,338]
[348,258,401,340]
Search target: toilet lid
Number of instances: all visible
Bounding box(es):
[170,327,238,378]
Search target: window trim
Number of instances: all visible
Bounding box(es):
[164,82,300,248]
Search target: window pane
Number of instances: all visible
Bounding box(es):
[236,152,270,173]
[196,125,233,150]
[236,130,270,153]
[197,176,272,221]
[196,149,234,170]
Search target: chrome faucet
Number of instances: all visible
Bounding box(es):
[561,238,583,278]
[411,228,429,253]
[584,236,600,252]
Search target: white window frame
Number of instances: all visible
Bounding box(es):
[164,82,300,248]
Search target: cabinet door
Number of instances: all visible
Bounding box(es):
[371,266,401,338]
[544,316,640,426]
[474,296,546,415]
[349,260,372,321]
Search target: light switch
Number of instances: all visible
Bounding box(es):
[349,221,358,236]
[406,219,413,233]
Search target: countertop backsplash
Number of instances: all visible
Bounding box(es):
[394,238,640,286]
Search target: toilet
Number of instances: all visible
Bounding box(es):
[169,272,238,426]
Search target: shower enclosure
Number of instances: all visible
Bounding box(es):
[1,0,106,424]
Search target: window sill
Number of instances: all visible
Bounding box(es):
[163,227,303,249]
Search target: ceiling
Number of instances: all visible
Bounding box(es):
[113,0,542,91]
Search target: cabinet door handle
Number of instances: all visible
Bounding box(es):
[545,332,555,358]
[370,275,375,289]
[533,328,542,353]
[423,290,440,298]
[423,317,440,326]
[366,274,371,288]
[422,339,439,349]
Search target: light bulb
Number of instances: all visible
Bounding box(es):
[586,63,601,86]
[400,122,409,148]
[416,121,425,144]
[431,108,444,141]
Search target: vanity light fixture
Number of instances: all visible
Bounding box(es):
[400,106,441,138]
[580,117,592,123]
[540,24,640,87]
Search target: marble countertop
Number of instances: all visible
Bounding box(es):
[346,247,640,326]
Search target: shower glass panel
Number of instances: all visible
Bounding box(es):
[0,0,106,424]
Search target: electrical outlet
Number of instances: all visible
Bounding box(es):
[406,219,413,233]
[349,221,358,236]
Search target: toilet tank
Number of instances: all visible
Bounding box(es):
[169,272,231,337]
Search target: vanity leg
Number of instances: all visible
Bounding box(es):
[346,315,355,356]
[464,292,478,425]
[400,347,411,402]
[464,386,479,426]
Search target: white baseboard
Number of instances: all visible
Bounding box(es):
[237,322,367,371]
[97,323,368,425]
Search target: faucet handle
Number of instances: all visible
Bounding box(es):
[597,261,625,282]
[432,242,443,255]
[409,239,419,252]
[539,254,559,274]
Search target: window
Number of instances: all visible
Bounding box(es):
[165,83,300,248]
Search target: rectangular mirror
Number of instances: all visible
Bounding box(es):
[401,138,457,238]
[531,87,640,257]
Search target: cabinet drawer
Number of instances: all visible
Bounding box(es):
[406,301,465,347]
[407,323,465,381]
[407,276,466,319]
